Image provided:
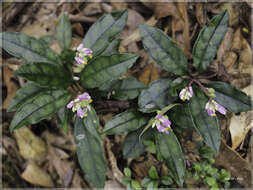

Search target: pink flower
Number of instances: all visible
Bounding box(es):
[67,101,74,109]
[153,113,171,134]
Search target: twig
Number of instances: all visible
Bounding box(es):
[104,137,124,185]
[69,14,97,23]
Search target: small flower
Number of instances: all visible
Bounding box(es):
[179,86,193,101]
[73,43,93,73]
[67,92,92,118]
[186,160,191,168]
[205,99,226,116]
[152,113,171,134]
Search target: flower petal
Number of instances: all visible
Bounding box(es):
[67,101,74,109]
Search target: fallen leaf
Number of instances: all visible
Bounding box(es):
[14,127,48,163]
[72,23,84,37]
[195,3,206,26]
[217,27,233,61]
[139,63,160,85]
[71,169,87,188]
[2,65,18,110]
[21,161,54,187]
[83,3,102,16]
[110,0,127,11]
[48,146,73,187]
[231,28,243,52]
[215,140,251,187]
[230,85,253,150]
[238,38,252,74]
[104,180,123,189]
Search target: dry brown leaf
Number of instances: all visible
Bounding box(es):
[110,0,127,11]
[2,65,18,110]
[230,85,253,150]
[154,2,178,19]
[126,9,145,33]
[231,28,243,52]
[71,169,87,188]
[223,51,238,69]
[238,38,252,74]
[195,3,206,26]
[21,161,54,187]
[83,3,102,16]
[72,23,84,37]
[215,140,251,187]
[139,63,160,85]
[14,127,48,163]
[48,146,73,187]
[104,180,123,189]
[217,27,233,61]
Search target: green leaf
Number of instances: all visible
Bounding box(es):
[123,128,145,159]
[82,10,127,56]
[10,89,71,132]
[0,32,60,64]
[169,105,195,130]
[56,12,72,50]
[148,166,159,180]
[74,116,106,188]
[205,177,216,186]
[188,88,221,152]
[138,79,176,113]
[207,81,252,113]
[161,175,173,185]
[57,107,72,135]
[8,82,49,112]
[80,53,138,88]
[139,24,188,75]
[14,62,72,88]
[156,131,185,187]
[100,38,121,56]
[169,77,189,97]
[103,110,148,135]
[124,168,132,178]
[141,177,151,187]
[192,10,229,72]
[131,180,141,189]
[111,77,147,100]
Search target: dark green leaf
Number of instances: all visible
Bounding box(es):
[0,32,60,64]
[156,131,185,187]
[169,77,189,97]
[100,38,121,56]
[139,24,188,75]
[123,128,145,159]
[10,89,71,132]
[207,81,252,113]
[39,35,55,45]
[14,62,72,88]
[192,10,229,72]
[8,82,49,112]
[57,107,73,135]
[188,88,221,152]
[56,12,72,50]
[169,105,195,130]
[80,53,138,88]
[138,79,177,113]
[103,110,148,135]
[74,116,106,188]
[82,10,127,56]
[112,77,147,100]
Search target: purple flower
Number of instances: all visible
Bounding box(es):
[153,113,171,134]
[186,160,191,168]
[205,99,226,116]
[179,86,194,101]
[84,48,92,55]
[67,101,74,109]
[77,108,87,118]
[75,57,85,65]
[77,43,84,52]
[78,93,90,101]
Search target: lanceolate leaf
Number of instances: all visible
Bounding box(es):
[169,105,195,130]
[188,88,221,152]
[10,90,71,132]
[74,116,106,188]
[82,10,127,56]
[103,110,148,135]
[8,82,49,112]
[0,32,60,64]
[138,79,177,113]
[100,38,121,56]
[123,128,145,159]
[139,25,188,76]
[207,81,252,113]
[192,10,229,72]
[80,53,138,88]
[56,12,72,50]
[111,77,147,100]
[156,131,185,187]
[14,62,72,88]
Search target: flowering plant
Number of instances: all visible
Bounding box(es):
[1,9,252,188]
